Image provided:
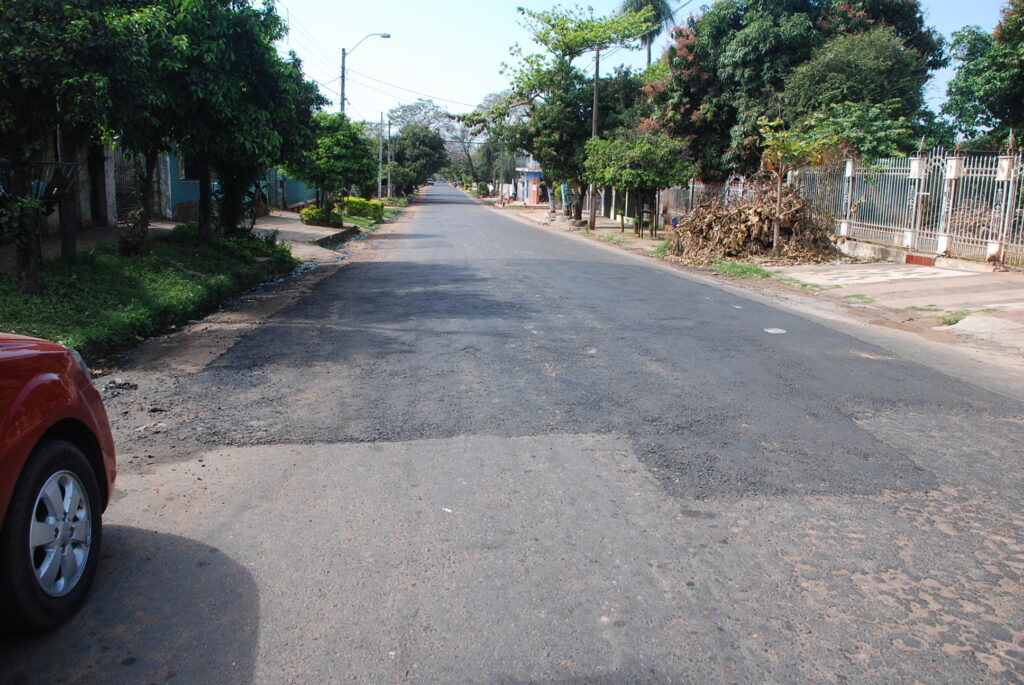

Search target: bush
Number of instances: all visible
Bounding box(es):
[477,182,489,197]
[342,196,384,222]
[300,205,343,227]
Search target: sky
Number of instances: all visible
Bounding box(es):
[273,0,1009,124]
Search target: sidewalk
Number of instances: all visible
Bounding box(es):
[0,211,350,271]
[776,263,1024,354]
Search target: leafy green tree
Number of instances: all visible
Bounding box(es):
[506,4,653,219]
[759,118,835,254]
[514,64,644,219]
[943,1,1024,141]
[104,1,189,254]
[389,124,448,194]
[799,102,916,160]
[584,129,690,234]
[0,0,134,291]
[644,0,944,179]
[284,112,376,205]
[783,27,927,122]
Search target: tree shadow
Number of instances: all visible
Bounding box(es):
[0,525,259,684]
[418,188,480,206]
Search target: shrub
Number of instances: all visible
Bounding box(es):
[342,196,384,222]
[300,205,343,226]
[477,182,490,197]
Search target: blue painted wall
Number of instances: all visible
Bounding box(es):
[168,153,318,220]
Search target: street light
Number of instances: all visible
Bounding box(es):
[340,32,390,113]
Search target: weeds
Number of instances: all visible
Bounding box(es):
[941,310,971,326]
[842,294,876,303]
[649,241,669,257]
[711,260,773,279]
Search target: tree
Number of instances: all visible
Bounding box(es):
[584,129,690,235]
[783,27,927,123]
[104,1,189,255]
[621,0,681,65]
[0,0,131,291]
[389,124,448,195]
[284,112,376,204]
[643,0,945,179]
[799,102,916,160]
[759,118,834,254]
[506,5,654,219]
[943,1,1024,141]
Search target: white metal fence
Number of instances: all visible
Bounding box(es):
[659,150,1024,267]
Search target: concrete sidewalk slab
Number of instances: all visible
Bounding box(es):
[776,262,1024,354]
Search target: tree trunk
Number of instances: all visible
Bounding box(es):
[198,154,212,242]
[635,193,645,238]
[133,148,159,255]
[22,204,42,295]
[646,41,652,66]
[772,172,783,256]
[7,162,42,294]
[56,132,79,264]
[573,184,584,221]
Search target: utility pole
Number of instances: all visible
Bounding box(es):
[340,48,346,113]
[377,113,384,199]
[588,47,600,231]
[387,120,393,199]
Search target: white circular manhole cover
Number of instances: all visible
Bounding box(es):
[763,328,787,335]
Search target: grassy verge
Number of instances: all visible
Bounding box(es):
[649,241,669,257]
[711,260,774,279]
[941,309,971,326]
[0,225,299,356]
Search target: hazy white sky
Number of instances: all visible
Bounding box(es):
[273,0,1008,123]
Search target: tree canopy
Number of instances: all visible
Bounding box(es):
[943,0,1024,142]
[390,124,448,194]
[283,112,375,203]
[642,0,946,178]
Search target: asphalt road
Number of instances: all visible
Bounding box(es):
[3,184,1024,684]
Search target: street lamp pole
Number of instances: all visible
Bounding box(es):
[339,32,390,113]
[378,113,384,199]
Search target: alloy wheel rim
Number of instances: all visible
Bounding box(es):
[28,470,92,597]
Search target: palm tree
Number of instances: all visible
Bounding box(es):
[621,0,686,65]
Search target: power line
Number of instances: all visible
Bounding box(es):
[344,75,417,105]
[346,68,477,108]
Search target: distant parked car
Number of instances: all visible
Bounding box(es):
[0,334,116,632]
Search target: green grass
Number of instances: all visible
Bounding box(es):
[600,234,632,245]
[941,309,971,326]
[0,227,299,357]
[889,305,943,313]
[711,260,774,279]
[385,197,409,208]
[842,294,876,303]
[649,241,669,257]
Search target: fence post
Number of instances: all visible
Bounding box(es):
[907,155,925,250]
[937,152,964,255]
[993,152,1022,264]
[840,159,855,237]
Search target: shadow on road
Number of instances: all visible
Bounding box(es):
[0,525,259,684]
[418,187,480,206]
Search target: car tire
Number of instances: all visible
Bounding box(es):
[0,439,103,632]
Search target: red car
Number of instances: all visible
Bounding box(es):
[0,333,116,632]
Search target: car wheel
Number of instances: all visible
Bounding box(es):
[0,439,103,632]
